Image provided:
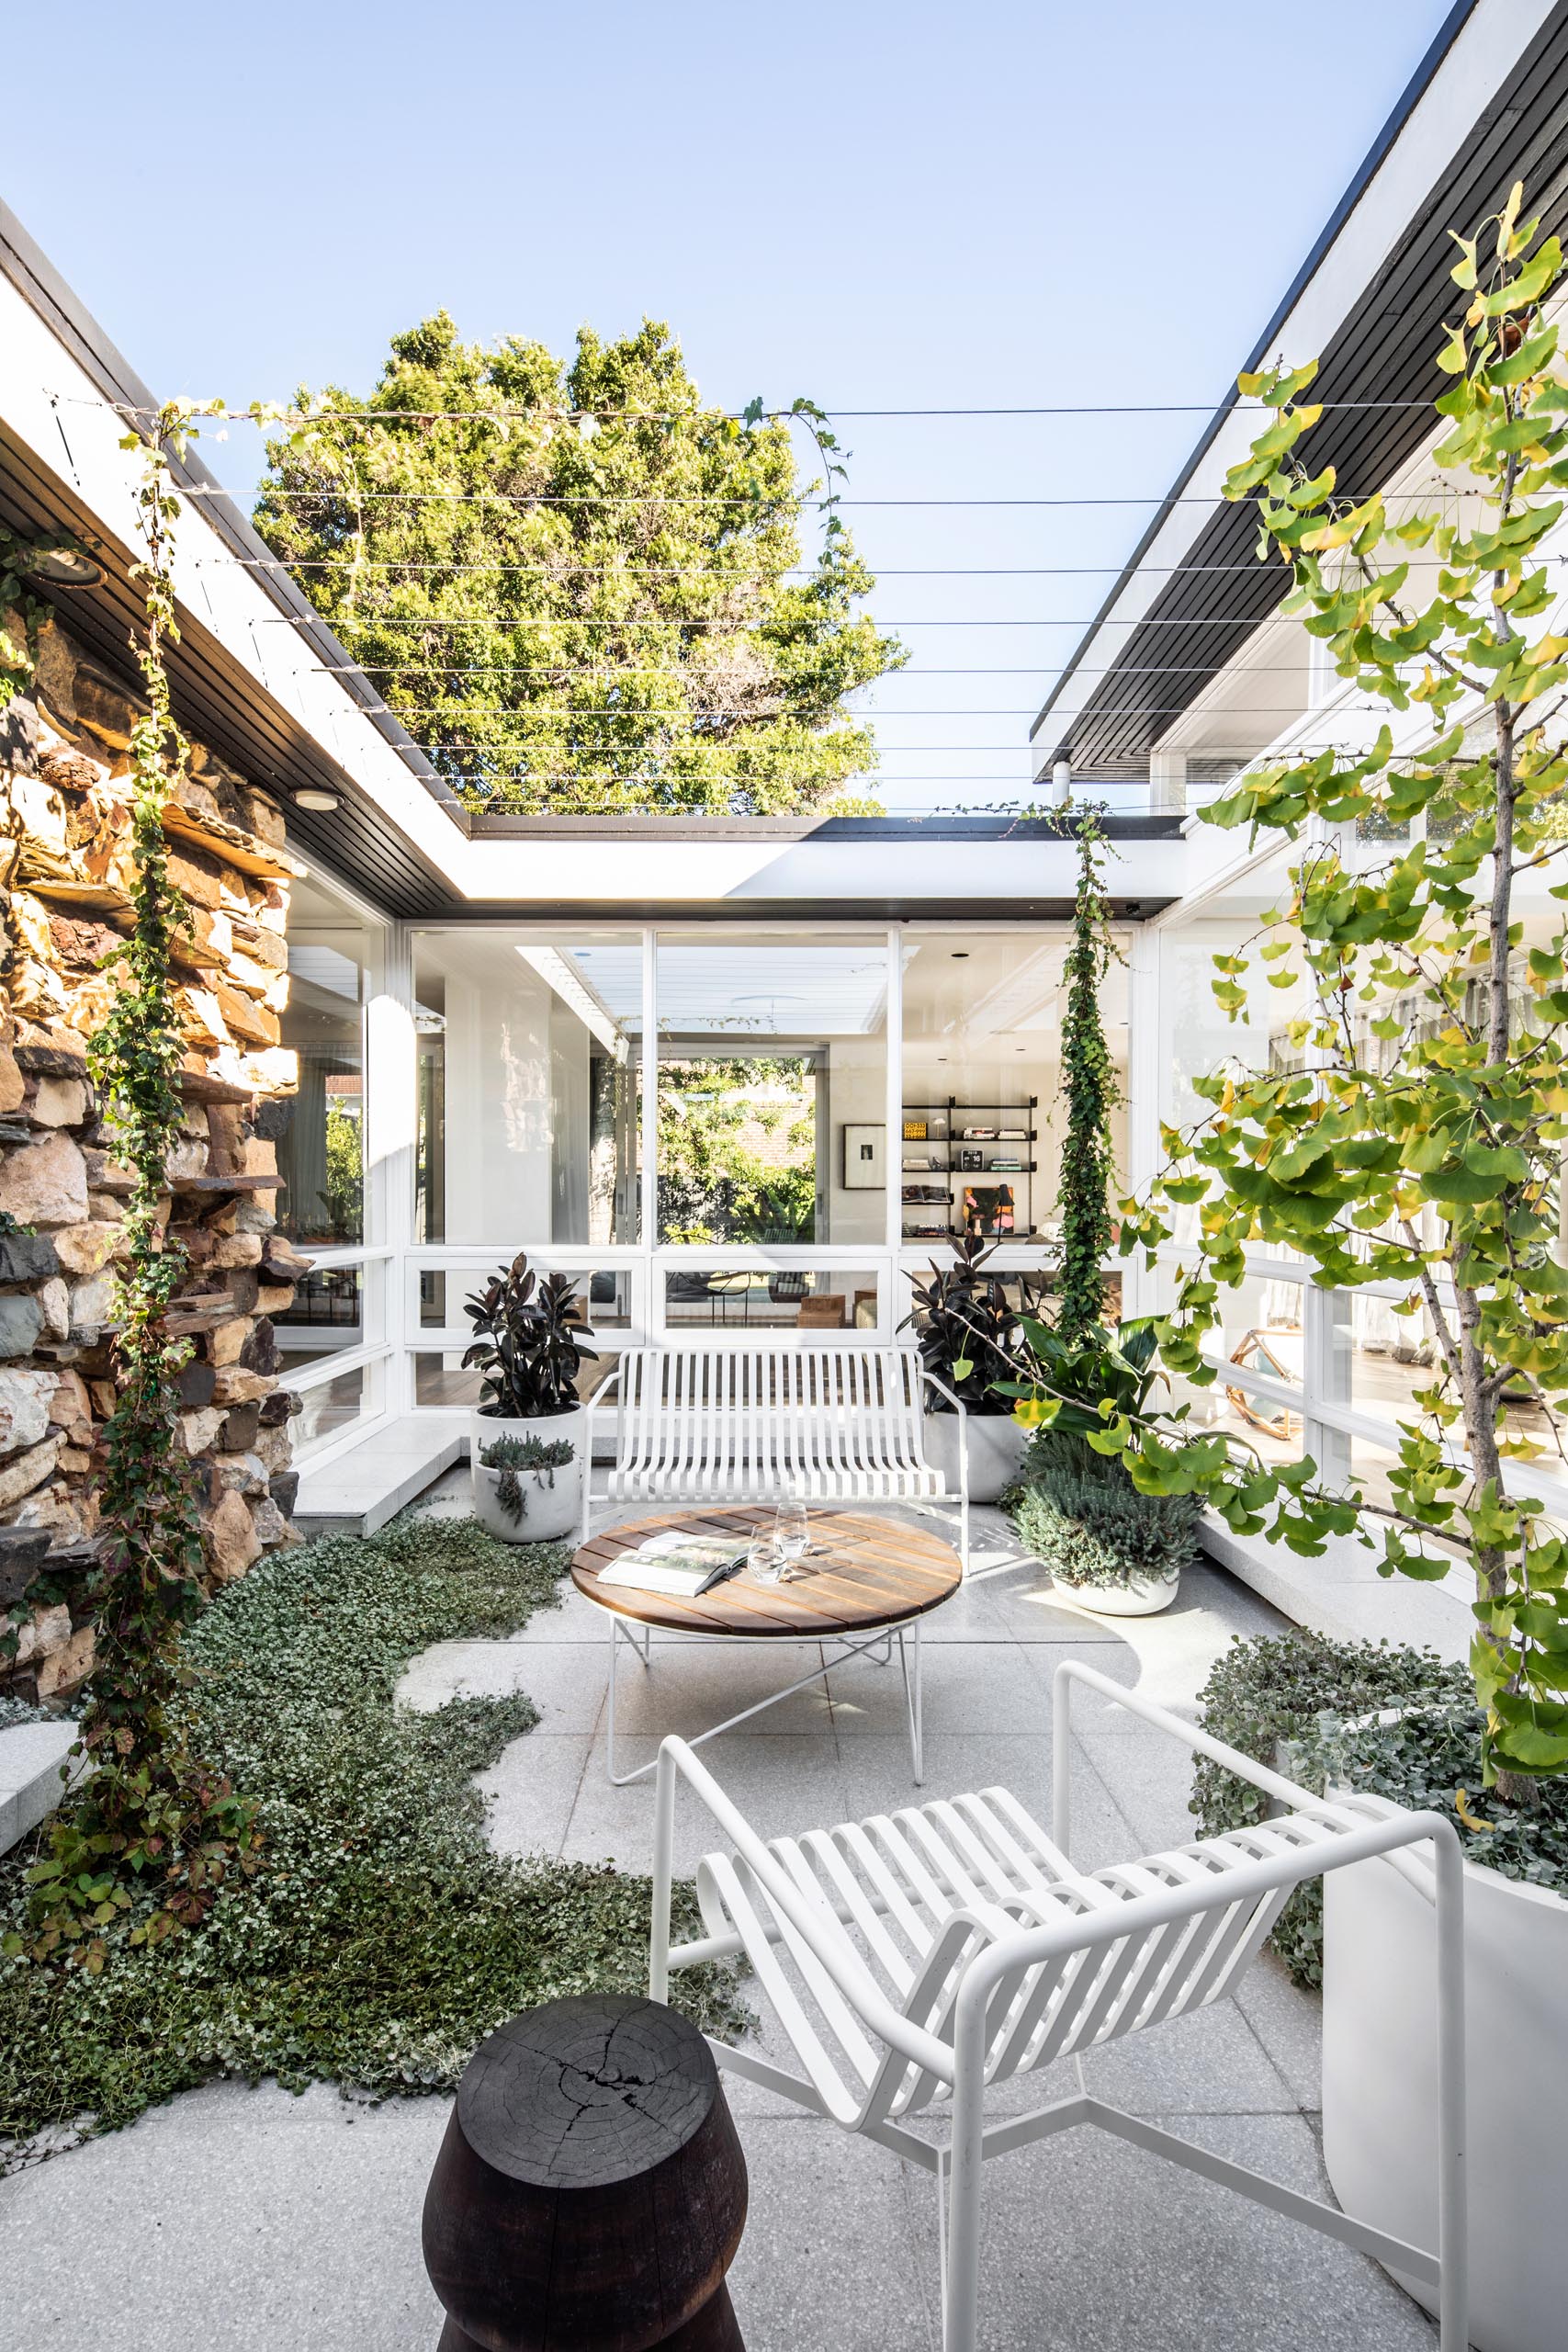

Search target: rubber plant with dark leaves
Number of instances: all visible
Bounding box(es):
[464,1252,597,1419]
[1119,187,1568,1802]
[11,404,265,1968]
[902,1233,1043,1415]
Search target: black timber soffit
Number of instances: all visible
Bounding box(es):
[0,421,464,918]
[1043,0,1568,777]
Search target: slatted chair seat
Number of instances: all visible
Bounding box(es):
[689,1783,1353,2132]
[651,1657,1470,2351]
[582,1345,964,1557]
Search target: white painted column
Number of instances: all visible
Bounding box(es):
[885,927,904,1331]
[641,927,658,1306]
[367,919,416,1416]
[1149,748,1188,817]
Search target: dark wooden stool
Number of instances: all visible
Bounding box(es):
[423,1994,748,2351]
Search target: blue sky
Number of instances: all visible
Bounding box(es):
[5,0,1458,808]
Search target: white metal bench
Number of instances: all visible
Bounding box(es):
[581,1344,968,1566]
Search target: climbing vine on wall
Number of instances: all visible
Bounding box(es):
[15,403,277,1963]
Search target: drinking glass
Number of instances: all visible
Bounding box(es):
[748,1529,784,1585]
[773,1497,810,1579]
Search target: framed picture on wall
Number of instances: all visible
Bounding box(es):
[842,1124,885,1189]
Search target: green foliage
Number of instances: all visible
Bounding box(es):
[316,1100,363,1242]
[26,406,265,1963]
[0,526,100,712]
[1001,1314,1167,1477]
[1010,1475,1201,1591]
[1190,1632,1520,1984]
[1055,814,1121,1345]
[1117,188,1568,1788]
[658,1057,817,1243]
[0,1514,744,2158]
[903,1234,1047,1417]
[477,1433,576,1523]
[463,1252,597,1419]
[254,315,905,814]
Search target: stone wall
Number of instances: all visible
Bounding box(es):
[0,618,307,1703]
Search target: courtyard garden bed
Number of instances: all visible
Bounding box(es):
[0,1513,743,2165]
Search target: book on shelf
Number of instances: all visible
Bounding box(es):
[596,1531,748,1599]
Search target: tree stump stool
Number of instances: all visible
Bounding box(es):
[423,1994,748,2352]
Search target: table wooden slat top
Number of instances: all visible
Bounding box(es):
[571,1506,962,1637]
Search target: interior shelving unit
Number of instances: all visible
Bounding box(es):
[898,1097,1039,1239]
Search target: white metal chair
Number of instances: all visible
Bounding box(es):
[651,1657,1467,2352]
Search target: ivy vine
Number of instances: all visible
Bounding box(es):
[1055,808,1121,1346]
[14,402,278,1965]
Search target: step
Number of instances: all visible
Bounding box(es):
[1201,1512,1473,1664]
[293,1412,468,1539]
[0,1717,85,1853]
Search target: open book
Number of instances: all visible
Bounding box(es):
[596,1530,749,1599]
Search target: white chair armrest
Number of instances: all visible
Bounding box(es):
[650,1735,954,2083]
[1050,1657,1441,1900]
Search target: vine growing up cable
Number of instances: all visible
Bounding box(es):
[17,403,265,1965]
[1055,811,1121,1346]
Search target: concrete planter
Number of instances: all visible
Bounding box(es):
[1060,1566,1181,1617]
[470,1406,585,1544]
[921,1410,1028,1505]
[1323,1797,1568,2352]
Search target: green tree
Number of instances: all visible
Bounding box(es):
[1122,186,1568,1798]
[658,1057,817,1243]
[254,315,903,813]
[1055,814,1120,1343]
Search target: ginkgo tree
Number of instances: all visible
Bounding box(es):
[1114,185,1568,1800]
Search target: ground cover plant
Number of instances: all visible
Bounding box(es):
[0,1513,743,2163]
[1191,1630,1475,1983]
[1012,1475,1201,1593]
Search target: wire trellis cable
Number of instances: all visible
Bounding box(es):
[91,396,1436,423]
[187,486,1419,507]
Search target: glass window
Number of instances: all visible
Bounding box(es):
[654,933,888,1248]
[413,931,642,1248]
[414,1261,635,1333]
[294,1364,369,1450]
[413,1342,617,1412]
[902,928,1105,1249]
[276,876,377,1247]
[274,1262,381,1367]
[661,1265,881,1330]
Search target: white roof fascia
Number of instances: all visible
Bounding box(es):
[1030,0,1558,779]
[0,266,466,884]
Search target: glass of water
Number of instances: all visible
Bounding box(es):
[748,1528,785,1585]
[773,1496,810,1579]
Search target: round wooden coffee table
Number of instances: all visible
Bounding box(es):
[572,1505,961,1788]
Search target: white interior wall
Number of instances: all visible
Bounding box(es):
[434,937,558,1246]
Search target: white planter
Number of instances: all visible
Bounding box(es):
[1059,1567,1180,1618]
[922,1410,1028,1504]
[1323,1807,1568,2352]
[469,1405,585,1544]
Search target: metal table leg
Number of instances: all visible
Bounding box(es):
[602,1612,928,1788]
[897,1616,924,1784]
